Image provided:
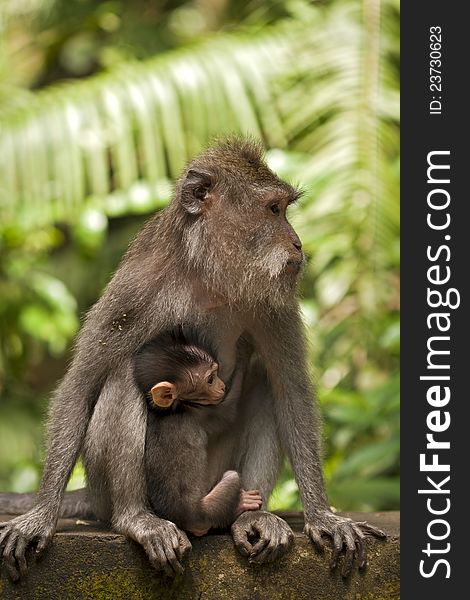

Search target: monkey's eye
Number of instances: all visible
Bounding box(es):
[207,374,214,385]
[269,203,280,215]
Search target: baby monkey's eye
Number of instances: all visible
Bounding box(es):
[270,203,280,215]
[207,374,214,385]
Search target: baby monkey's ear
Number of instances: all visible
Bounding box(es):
[150,382,177,408]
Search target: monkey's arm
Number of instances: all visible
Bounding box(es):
[85,365,192,577]
[0,349,107,582]
[0,308,183,580]
[249,305,386,577]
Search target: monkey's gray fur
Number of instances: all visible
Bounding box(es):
[137,331,260,535]
[0,137,385,581]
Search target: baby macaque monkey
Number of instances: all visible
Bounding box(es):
[134,332,262,536]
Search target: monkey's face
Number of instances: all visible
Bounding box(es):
[179,363,226,406]
[177,140,305,307]
[150,363,225,409]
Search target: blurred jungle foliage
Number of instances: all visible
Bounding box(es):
[0,0,399,511]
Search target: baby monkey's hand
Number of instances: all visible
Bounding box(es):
[237,489,263,516]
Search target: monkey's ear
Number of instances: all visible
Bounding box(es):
[181,169,214,215]
[150,382,177,408]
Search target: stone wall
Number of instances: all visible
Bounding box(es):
[0,512,399,600]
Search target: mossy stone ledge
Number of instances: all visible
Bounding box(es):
[0,511,399,600]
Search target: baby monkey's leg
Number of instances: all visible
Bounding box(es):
[187,471,242,536]
[186,473,264,536]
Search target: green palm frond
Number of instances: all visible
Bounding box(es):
[0,28,295,228]
[0,1,399,262]
[0,0,398,240]
[270,1,399,300]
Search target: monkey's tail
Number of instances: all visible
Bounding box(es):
[0,489,96,519]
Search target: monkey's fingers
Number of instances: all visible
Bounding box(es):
[162,544,185,576]
[329,525,357,577]
[142,531,183,577]
[243,491,263,502]
[356,538,368,570]
[35,532,52,557]
[1,514,54,581]
[163,526,191,573]
[145,539,176,577]
[0,524,9,547]
[239,491,262,512]
[340,543,356,579]
[303,522,325,552]
[337,521,386,575]
[175,529,192,560]
[356,521,387,539]
[14,536,28,579]
[350,521,384,571]
[1,530,22,582]
[329,528,343,571]
[249,531,293,564]
[347,522,368,570]
[307,514,387,577]
[248,513,294,565]
[231,521,255,557]
[249,534,269,558]
[241,501,263,511]
[132,518,190,577]
[250,534,292,565]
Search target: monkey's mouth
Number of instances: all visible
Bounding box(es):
[207,393,226,406]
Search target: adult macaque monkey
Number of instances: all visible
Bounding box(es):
[135,331,263,536]
[0,138,385,581]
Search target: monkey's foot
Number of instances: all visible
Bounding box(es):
[231,510,294,564]
[115,512,191,577]
[0,507,55,582]
[304,511,387,578]
[237,490,262,515]
[186,527,210,537]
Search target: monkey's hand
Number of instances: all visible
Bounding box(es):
[236,490,263,517]
[0,507,55,582]
[231,510,294,564]
[304,511,387,578]
[115,512,192,577]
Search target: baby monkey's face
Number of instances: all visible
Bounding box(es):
[180,361,226,405]
[150,360,225,409]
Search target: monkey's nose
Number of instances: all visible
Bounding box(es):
[293,239,302,251]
